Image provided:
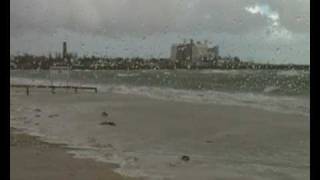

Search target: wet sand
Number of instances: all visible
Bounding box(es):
[10,128,139,180]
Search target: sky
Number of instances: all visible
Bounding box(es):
[10,0,310,64]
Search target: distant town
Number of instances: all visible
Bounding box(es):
[10,40,309,70]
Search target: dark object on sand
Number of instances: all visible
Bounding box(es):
[35,114,41,118]
[101,112,109,117]
[181,155,190,162]
[100,121,116,126]
[205,140,213,143]
[34,108,41,112]
[48,114,59,118]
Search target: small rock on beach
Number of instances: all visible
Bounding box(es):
[100,121,116,126]
[48,114,59,118]
[34,108,41,112]
[101,112,109,117]
[181,155,190,162]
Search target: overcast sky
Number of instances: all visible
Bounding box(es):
[10,0,310,64]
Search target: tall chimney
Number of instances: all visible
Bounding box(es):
[63,41,67,60]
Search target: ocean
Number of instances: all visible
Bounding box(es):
[10,69,310,116]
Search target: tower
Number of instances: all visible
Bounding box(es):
[63,41,67,60]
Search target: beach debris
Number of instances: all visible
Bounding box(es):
[100,121,116,126]
[101,111,109,117]
[48,114,59,118]
[34,108,41,112]
[35,114,41,118]
[205,140,213,143]
[181,155,190,162]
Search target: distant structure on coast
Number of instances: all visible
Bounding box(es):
[49,41,72,86]
[62,41,72,66]
[50,41,72,69]
[63,41,67,62]
[171,39,219,69]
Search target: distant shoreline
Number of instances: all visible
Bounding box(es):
[10,54,309,71]
[11,63,309,71]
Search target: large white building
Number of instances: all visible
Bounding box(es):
[170,39,219,68]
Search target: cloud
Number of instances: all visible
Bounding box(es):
[245,3,295,41]
[11,0,309,38]
[245,4,279,22]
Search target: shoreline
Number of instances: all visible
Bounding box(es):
[10,127,140,180]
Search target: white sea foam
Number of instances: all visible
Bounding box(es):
[277,70,309,77]
[199,69,254,75]
[263,86,280,93]
[116,73,139,77]
[93,82,309,116]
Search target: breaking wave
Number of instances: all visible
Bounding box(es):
[11,77,309,116]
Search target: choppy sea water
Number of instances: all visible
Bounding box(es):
[10,69,309,116]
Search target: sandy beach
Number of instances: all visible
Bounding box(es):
[10,88,310,180]
[10,128,139,180]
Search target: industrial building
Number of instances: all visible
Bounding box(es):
[170,39,219,69]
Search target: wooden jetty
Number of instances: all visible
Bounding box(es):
[11,84,98,95]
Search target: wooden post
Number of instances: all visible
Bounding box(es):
[26,87,29,96]
[94,88,97,93]
[74,87,78,93]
